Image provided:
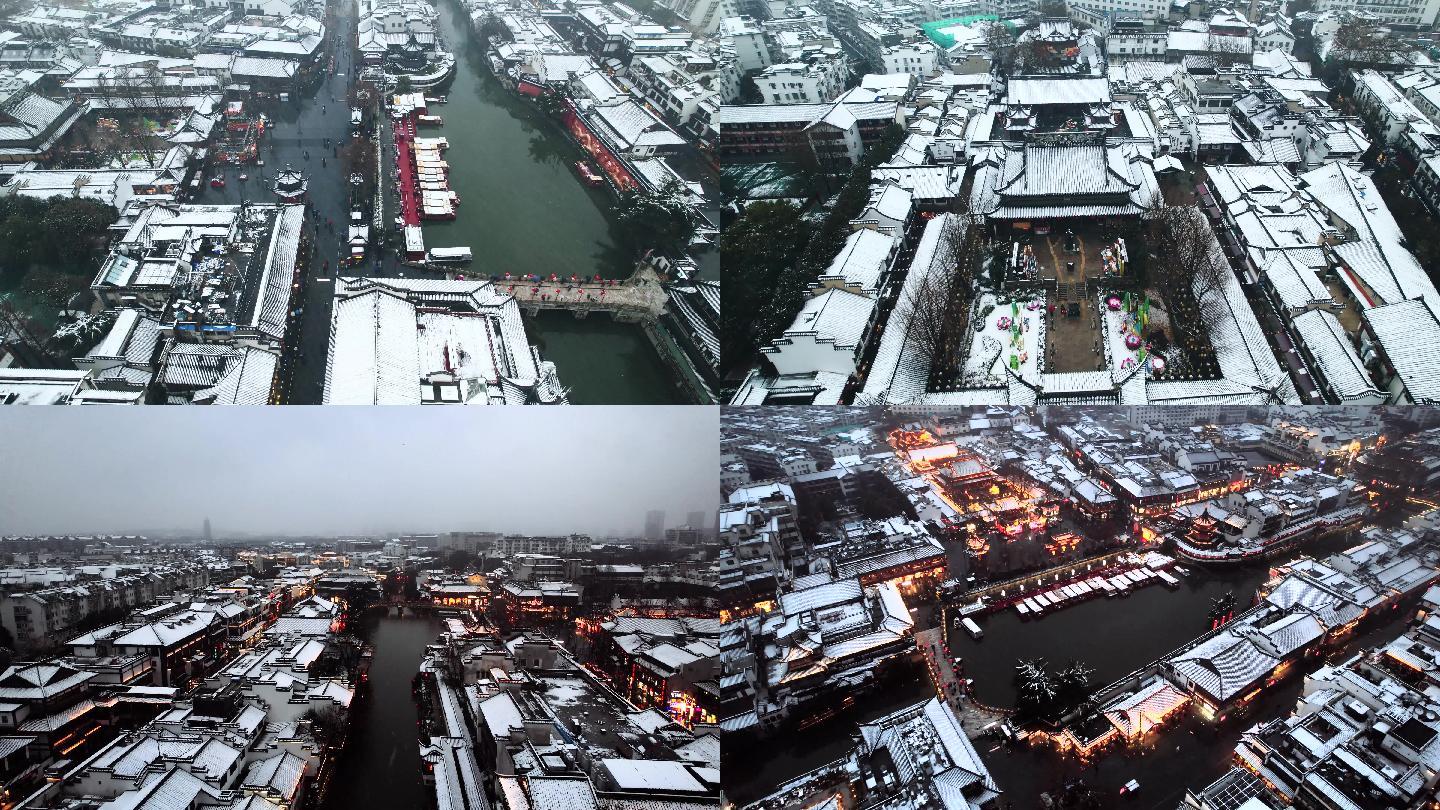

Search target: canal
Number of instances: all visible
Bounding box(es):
[726,532,1410,808]
[948,563,1274,708]
[425,0,685,404]
[321,610,439,810]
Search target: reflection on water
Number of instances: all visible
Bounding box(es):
[321,611,439,810]
[727,531,1390,807]
[418,0,680,402]
[529,312,686,405]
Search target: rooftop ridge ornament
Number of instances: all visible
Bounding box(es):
[1024,129,1106,146]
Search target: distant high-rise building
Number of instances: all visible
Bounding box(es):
[441,532,501,555]
[686,510,706,530]
[666,527,703,545]
[203,518,212,542]
[644,510,666,541]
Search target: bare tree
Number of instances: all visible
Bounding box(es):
[85,63,187,168]
[1332,17,1396,64]
[901,215,986,389]
[1018,39,1058,72]
[1193,243,1232,304]
[1146,194,1224,298]
[903,263,958,367]
[985,22,1016,72]
[340,138,376,201]
[1207,34,1250,68]
[1145,194,1227,374]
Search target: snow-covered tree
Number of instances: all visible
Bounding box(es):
[51,310,115,355]
[1015,658,1057,712]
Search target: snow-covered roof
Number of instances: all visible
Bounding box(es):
[243,750,307,799]
[1362,299,1440,403]
[112,610,215,649]
[323,277,553,405]
[780,288,875,350]
[717,100,896,126]
[871,165,965,202]
[601,759,708,793]
[527,777,598,810]
[1175,208,1300,403]
[1290,309,1378,401]
[1006,77,1109,106]
[589,100,685,150]
[1103,679,1189,737]
[193,346,277,405]
[1169,629,1280,702]
[779,577,863,616]
[970,139,1158,219]
[0,663,94,700]
[1262,253,1332,311]
[728,369,850,405]
[1301,162,1437,312]
[860,214,959,403]
[816,228,895,295]
[324,286,423,405]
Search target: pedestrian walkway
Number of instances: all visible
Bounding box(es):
[916,627,1012,738]
[393,112,420,227]
[495,264,668,321]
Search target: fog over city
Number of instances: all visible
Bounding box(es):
[0,407,718,537]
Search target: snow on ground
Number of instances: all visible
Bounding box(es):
[541,678,589,708]
[961,291,1047,387]
[1101,302,1140,380]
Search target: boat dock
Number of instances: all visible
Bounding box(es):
[916,627,1012,738]
[414,136,456,220]
[941,550,1185,630]
[1007,555,1180,618]
[390,94,461,261]
[393,111,422,229]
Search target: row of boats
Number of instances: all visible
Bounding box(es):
[1011,565,1185,620]
[415,135,461,221]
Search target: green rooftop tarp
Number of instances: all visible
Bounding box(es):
[922,15,1011,49]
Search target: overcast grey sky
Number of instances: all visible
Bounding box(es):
[0,407,718,538]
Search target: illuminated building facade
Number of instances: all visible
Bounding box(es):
[312,572,382,612]
[587,615,721,727]
[1157,469,1367,564]
[1352,427,1440,506]
[0,662,99,760]
[68,606,227,689]
[428,584,489,610]
[504,554,579,583]
[497,580,581,627]
[1158,528,1437,718]
[830,516,948,595]
[1263,419,1383,467]
[627,642,719,727]
[1067,479,1120,531]
[1209,617,1440,810]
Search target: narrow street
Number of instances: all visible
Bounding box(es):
[1195,179,1324,404]
[185,0,434,403]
